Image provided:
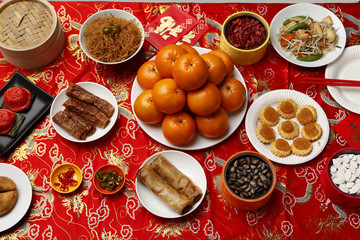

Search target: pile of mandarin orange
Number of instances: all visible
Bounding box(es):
[134,44,246,146]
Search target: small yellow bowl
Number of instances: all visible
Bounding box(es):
[93,164,125,195]
[50,163,82,194]
[220,11,270,65]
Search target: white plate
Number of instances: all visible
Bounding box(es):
[0,163,32,232]
[131,47,248,150]
[270,3,346,68]
[326,45,360,114]
[245,90,330,165]
[50,82,118,142]
[135,150,207,218]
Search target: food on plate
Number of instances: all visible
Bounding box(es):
[291,137,313,156]
[161,112,196,146]
[278,15,338,61]
[296,105,317,125]
[256,123,275,143]
[195,107,228,138]
[66,83,115,118]
[0,176,18,216]
[133,90,165,124]
[277,120,299,140]
[150,155,203,204]
[208,50,234,77]
[95,169,124,191]
[152,78,186,114]
[219,77,246,112]
[136,60,162,89]
[0,176,16,192]
[173,53,208,91]
[137,165,192,215]
[200,53,226,85]
[180,44,199,55]
[258,106,279,126]
[52,111,90,140]
[187,82,221,116]
[53,167,79,192]
[134,45,241,145]
[0,109,17,135]
[270,139,291,157]
[224,16,267,50]
[83,15,142,63]
[277,98,297,119]
[63,98,110,128]
[301,122,322,141]
[3,86,33,112]
[0,108,25,137]
[155,44,187,78]
[63,108,96,136]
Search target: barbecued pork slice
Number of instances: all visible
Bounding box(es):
[63,98,110,128]
[63,108,96,136]
[52,111,88,140]
[66,83,115,118]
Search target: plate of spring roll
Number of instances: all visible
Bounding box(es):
[50,82,118,142]
[136,150,207,218]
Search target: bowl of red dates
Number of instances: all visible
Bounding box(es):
[220,151,276,210]
[219,11,270,65]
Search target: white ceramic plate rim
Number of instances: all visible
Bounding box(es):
[79,9,145,65]
[0,163,32,232]
[135,150,207,218]
[50,82,118,142]
[326,45,360,114]
[131,46,248,150]
[245,89,330,165]
[270,3,346,68]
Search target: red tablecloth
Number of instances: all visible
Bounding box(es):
[1,2,360,239]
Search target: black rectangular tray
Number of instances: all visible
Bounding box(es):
[0,72,54,156]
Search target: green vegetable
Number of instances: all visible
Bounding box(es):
[284,22,308,34]
[7,112,25,137]
[95,169,124,191]
[283,16,313,26]
[296,54,323,62]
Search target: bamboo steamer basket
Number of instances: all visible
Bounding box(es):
[0,0,65,69]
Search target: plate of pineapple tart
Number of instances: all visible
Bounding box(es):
[245,90,330,165]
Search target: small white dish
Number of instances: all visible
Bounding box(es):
[270,3,346,68]
[245,89,330,165]
[326,45,360,114]
[131,47,248,150]
[0,163,32,232]
[50,82,118,142]
[79,9,145,65]
[135,150,207,218]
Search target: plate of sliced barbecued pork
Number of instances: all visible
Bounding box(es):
[50,82,118,142]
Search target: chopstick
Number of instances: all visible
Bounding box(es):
[301,77,360,87]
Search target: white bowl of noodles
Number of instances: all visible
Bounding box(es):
[79,9,144,65]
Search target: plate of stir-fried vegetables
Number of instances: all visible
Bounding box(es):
[270,3,346,67]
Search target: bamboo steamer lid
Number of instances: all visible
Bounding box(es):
[0,0,64,69]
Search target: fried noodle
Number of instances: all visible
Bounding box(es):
[84,16,142,63]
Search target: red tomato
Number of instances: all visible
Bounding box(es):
[0,109,17,135]
[4,87,32,112]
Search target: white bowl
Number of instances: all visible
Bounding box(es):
[79,9,144,65]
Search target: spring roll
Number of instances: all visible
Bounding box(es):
[137,165,192,215]
[66,83,115,118]
[150,155,203,205]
